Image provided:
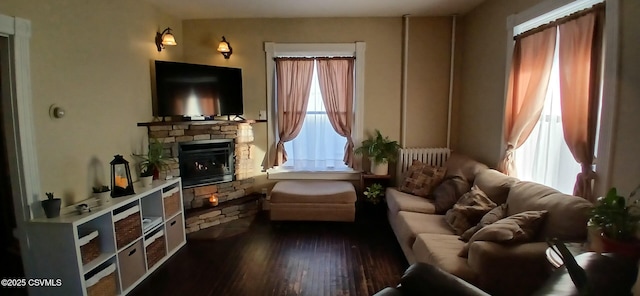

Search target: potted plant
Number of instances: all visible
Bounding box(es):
[133,137,173,180]
[41,192,61,218]
[140,168,154,187]
[588,185,640,258]
[363,183,384,205]
[92,185,111,205]
[354,129,401,175]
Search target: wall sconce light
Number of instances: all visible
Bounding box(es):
[216,36,232,59]
[155,27,177,52]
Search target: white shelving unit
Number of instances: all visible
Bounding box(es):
[26,178,185,296]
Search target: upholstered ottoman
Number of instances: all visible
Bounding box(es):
[270,180,357,222]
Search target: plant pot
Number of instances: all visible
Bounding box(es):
[600,232,640,259]
[370,158,389,175]
[95,192,111,206]
[41,198,61,218]
[141,175,153,187]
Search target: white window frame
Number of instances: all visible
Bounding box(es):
[264,42,365,180]
[503,0,618,196]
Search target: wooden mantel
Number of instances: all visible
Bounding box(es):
[137,119,267,127]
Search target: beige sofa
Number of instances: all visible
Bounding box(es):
[386,153,593,296]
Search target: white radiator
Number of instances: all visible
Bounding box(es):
[396,148,451,184]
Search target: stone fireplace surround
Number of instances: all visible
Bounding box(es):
[144,121,260,233]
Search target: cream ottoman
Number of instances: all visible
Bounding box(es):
[270,180,357,222]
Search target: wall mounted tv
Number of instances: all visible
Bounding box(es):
[152,60,244,119]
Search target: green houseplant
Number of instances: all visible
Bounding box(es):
[588,185,640,257]
[41,192,61,218]
[363,183,384,205]
[354,129,401,175]
[133,137,173,180]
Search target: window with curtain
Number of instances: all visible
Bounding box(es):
[515,40,582,194]
[282,61,350,171]
[506,2,604,198]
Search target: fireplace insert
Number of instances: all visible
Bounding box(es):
[179,139,234,188]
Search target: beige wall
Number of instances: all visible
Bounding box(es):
[0,0,183,206]
[612,0,640,195]
[405,17,453,148]
[457,0,640,195]
[181,17,453,184]
[455,0,543,166]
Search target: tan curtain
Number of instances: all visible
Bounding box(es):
[272,58,314,167]
[316,58,355,167]
[498,27,557,176]
[558,8,604,201]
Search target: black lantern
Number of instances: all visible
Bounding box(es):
[110,155,135,197]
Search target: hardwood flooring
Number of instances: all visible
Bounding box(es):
[130,205,408,296]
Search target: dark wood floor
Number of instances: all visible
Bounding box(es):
[130,204,408,296]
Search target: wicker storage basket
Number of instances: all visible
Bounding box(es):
[79,231,100,265]
[163,188,180,218]
[145,230,166,269]
[114,205,142,249]
[86,264,117,296]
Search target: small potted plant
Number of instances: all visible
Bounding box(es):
[354,129,401,175]
[133,137,173,180]
[41,192,61,218]
[363,183,384,205]
[92,185,111,205]
[140,168,154,187]
[588,185,640,258]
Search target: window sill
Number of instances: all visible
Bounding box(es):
[267,169,362,180]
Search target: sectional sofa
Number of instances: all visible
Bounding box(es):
[386,153,593,295]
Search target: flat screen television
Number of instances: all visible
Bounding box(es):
[152,60,244,118]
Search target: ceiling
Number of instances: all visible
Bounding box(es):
[143,0,487,19]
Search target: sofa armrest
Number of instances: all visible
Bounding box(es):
[372,287,403,296]
[467,241,551,295]
[398,263,490,296]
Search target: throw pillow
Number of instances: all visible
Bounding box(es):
[458,210,548,257]
[459,203,508,241]
[399,160,447,197]
[444,186,497,235]
[431,176,471,214]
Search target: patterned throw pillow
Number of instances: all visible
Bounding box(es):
[457,210,548,258]
[459,203,508,241]
[399,160,447,197]
[431,176,472,214]
[444,185,497,235]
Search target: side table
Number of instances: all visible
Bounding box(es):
[545,242,588,268]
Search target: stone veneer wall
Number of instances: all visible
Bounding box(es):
[146,122,255,210]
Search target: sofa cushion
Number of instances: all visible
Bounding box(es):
[460,203,509,241]
[506,182,593,241]
[386,188,436,215]
[444,153,489,183]
[459,210,548,257]
[412,233,477,284]
[431,176,472,214]
[399,160,447,197]
[444,186,497,235]
[473,169,518,205]
[395,211,455,251]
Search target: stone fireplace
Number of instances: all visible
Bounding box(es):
[144,122,256,211]
[179,139,234,188]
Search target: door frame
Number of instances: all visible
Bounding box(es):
[0,14,40,275]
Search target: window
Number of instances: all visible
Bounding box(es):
[264,42,366,179]
[515,40,582,194]
[504,0,606,197]
[282,61,349,171]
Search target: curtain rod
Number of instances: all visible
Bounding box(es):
[515,2,605,40]
[273,56,355,61]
